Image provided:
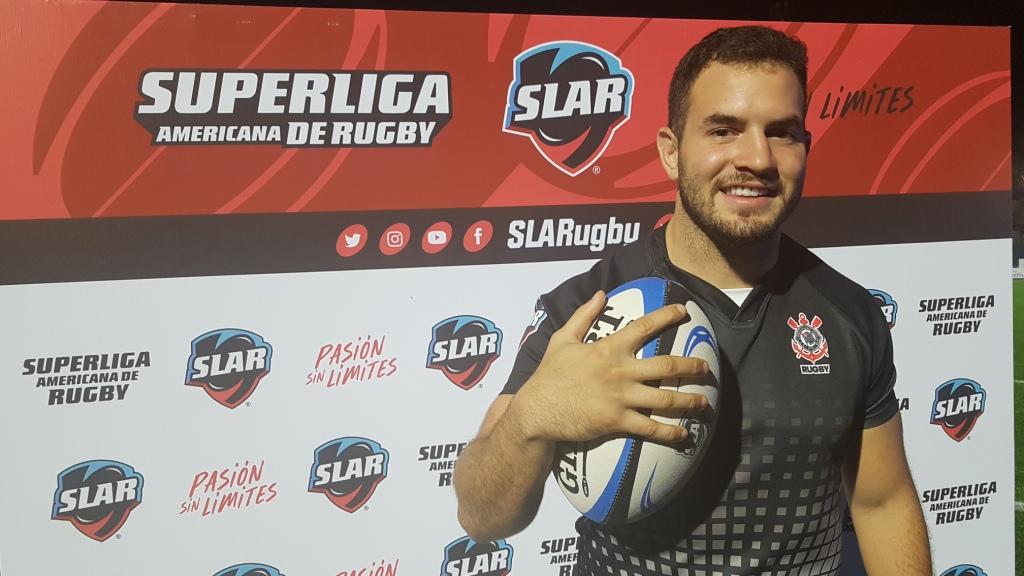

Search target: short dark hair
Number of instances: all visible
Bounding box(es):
[668,26,809,136]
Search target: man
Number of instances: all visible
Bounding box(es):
[453,26,931,575]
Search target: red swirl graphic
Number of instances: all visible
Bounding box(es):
[6,4,1009,220]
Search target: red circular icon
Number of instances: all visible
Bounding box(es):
[379,223,411,256]
[422,221,453,254]
[463,220,493,253]
[654,213,673,229]
[336,224,368,257]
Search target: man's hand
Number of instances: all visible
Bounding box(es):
[511,290,710,445]
[454,289,714,541]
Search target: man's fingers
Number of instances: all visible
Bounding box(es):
[607,304,689,351]
[557,290,607,342]
[618,411,687,443]
[626,355,708,381]
[621,383,707,414]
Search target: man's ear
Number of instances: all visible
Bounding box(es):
[656,127,680,181]
[804,130,813,154]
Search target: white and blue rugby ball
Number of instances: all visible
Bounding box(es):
[551,277,720,525]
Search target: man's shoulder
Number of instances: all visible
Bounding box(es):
[778,235,884,333]
[539,232,660,320]
[501,234,660,395]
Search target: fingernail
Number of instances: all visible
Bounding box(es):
[674,303,686,314]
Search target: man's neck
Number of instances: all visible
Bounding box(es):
[664,213,780,290]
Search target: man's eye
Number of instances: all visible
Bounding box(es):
[770,129,804,142]
[709,128,734,137]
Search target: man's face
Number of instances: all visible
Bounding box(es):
[663,61,809,246]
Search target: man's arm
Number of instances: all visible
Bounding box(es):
[452,394,552,542]
[453,291,709,542]
[842,413,932,575]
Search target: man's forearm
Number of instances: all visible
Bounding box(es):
[453,399,556,542]
[850,483,931,575]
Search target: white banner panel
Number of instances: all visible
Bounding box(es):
[0,240,1011,575]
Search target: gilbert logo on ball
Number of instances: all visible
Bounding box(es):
[441,535,513,576]
[426,316,503,390]
[503,41,634,176]
[553,277,720,525]
[185,329,272,408]
[308,437,389,513]
[52,460,144,542]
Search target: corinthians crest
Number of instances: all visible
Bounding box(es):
[787,313,830,373]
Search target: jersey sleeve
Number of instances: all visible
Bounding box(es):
[862,301,899,428]
[500,297,557,396]
[496,240,649,396]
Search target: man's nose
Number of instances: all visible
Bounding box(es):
[732,131,775,174]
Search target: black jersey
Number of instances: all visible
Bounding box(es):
[502,226,898,576]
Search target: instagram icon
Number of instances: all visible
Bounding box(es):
[380,223,411,255]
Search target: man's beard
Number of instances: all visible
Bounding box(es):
[677,168,799,248]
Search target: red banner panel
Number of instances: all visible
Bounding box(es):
[0,2,1010,220]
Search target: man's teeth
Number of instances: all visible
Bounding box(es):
[724,187,766,197]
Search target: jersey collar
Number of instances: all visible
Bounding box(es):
[649,225,783,325]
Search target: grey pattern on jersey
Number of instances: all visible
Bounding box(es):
[502,231,898,576]
[574,395,852,576]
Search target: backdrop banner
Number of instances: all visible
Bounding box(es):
[0,2,1012,575]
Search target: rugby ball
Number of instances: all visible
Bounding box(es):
[551,277,720,525]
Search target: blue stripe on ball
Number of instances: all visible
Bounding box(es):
[606,277,669,360]
[584,437,635,523]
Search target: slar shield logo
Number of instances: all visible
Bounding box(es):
[442,536,513,576]
[213,565,285,576]
[518,299,548,349]
[868,289,898,329]
[186,329,272,408]
[52,460,143,541]
[308,437,389,512]
[931,379,986,441]
[503,41,634,176]
[939,566,987,576]
[427,316,502,390]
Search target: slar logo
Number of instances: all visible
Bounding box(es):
[518,299,548,349]
[52,460,143,541]
[308,437,389,512]
[441,536,513,576]
[213,565,285,576]
[186,329,272,408]
[427,316,503,390]
[503,41,634,176]
[868,289,898,329]
[931,379,986,441]
[939,566,987,576]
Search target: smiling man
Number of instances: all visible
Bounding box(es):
[454,26,931,575]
